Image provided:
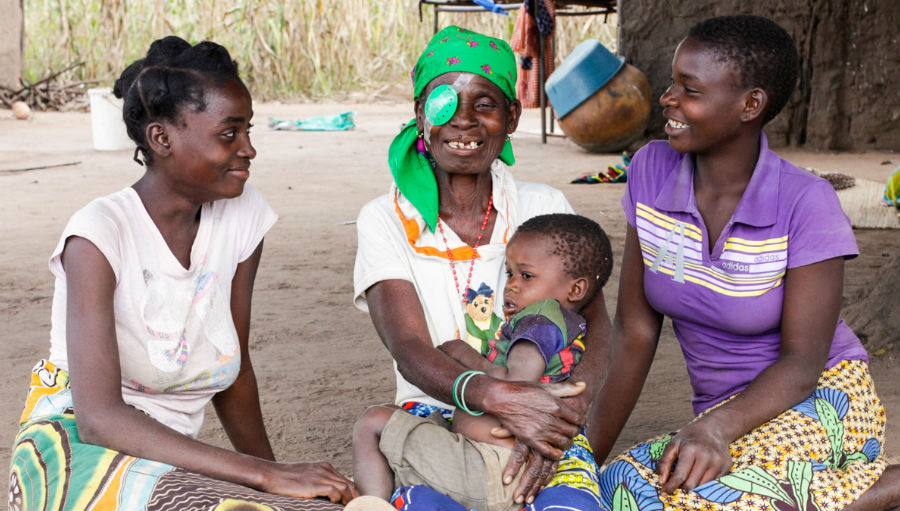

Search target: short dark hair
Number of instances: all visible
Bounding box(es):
[687,15,799,124]
[514,213,613,300]
[113,36,243,166]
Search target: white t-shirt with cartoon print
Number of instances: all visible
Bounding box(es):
[47,183,277,437]
[353,160,574,409]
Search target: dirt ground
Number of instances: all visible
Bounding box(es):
[1,101,897,488]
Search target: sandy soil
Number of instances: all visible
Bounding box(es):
[1,101,897,487]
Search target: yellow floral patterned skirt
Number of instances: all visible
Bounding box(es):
[598,360,887,511]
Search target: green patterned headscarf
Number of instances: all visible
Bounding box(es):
[388,25,518,232]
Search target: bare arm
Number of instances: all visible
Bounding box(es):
[439,339,547,381]
[656,257,841,493]
[586,225,664,465]
[567,286,615,420]
[365,279,473,403]
[504,342,549,381]
[212,241,275,459]
[448,341,550,447]
[64,237,356,504]
[437,339,507,378]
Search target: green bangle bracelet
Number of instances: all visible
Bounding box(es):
[451,370,471,410]
[453,371,484,416]
[452,370,481,410]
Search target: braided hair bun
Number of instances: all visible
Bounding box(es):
[113,36,243,166]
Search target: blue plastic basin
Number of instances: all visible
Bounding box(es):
[545,39,624,119]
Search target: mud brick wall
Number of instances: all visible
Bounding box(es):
[617,0,899,150]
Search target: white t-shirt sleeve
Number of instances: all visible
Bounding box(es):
[543,186,575,215]
[515,181,575,221]
[229,183,278,263]
[353,197,414,311]
[49,197,125,281]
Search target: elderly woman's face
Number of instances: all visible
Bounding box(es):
[416,72,521,176]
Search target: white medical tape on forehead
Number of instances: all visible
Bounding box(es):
[422,73,475,147]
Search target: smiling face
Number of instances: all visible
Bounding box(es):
[503,231,578,319]
[162,78,256,202]
[660,37,753,156]
[416,72,520,176]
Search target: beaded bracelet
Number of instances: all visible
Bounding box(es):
[452,370,485,416]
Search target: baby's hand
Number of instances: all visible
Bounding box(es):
[439,339,501,376]
[437,339,477,358]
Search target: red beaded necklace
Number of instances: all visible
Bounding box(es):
[437,194,494,304]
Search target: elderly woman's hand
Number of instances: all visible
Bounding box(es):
[484,379,587,503]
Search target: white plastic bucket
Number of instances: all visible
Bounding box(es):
[88,87,133,151]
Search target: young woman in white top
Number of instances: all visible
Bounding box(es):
[9,36,356,511]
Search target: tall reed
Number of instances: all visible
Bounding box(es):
[24,1,617,101]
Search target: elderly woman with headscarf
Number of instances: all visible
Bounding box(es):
[351,26,611,510]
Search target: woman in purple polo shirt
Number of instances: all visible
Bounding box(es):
[589,15,898,511]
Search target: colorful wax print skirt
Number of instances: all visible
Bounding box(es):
[9,360,342,511]
[599,359,887,511]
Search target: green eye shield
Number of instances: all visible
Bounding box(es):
[425,84,458,126]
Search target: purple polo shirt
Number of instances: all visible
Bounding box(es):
[622,134,868,415]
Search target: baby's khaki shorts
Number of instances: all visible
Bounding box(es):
[379,409,525,511]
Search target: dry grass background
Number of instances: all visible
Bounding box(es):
[25,0,618,101]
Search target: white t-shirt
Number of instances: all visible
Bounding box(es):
[353,160,574,409]
[47,183,277,437]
